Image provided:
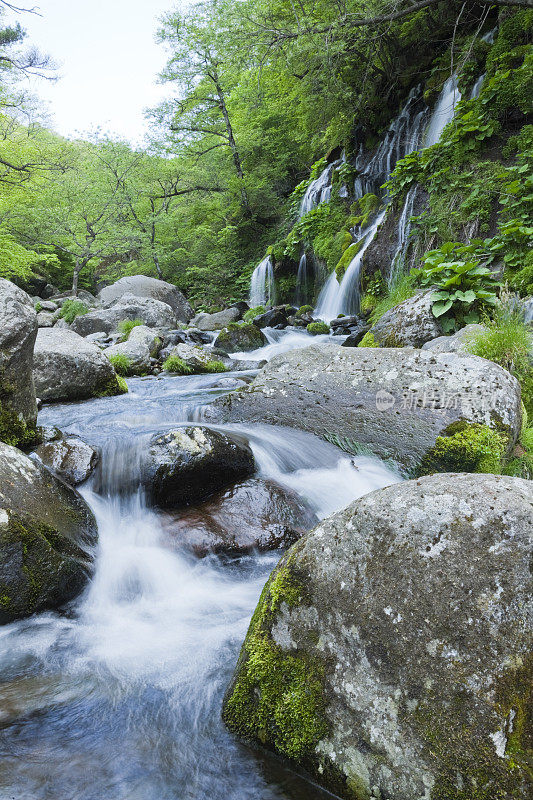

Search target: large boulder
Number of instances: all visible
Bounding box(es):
[33,328,124,402]
[0,442,98,623]
[422,323,485,354]
[0,278,38,447]
[253,305,297,329]
[70,294,177,336]
[160,479,318,556]
[191,307,242,331]
[205,343,522,472]
[214,323,266,353]
[33,435,98,486]
[370,290,443,348]
[140,426,255,508]
[163,343,225,373]
[223,473,532,800]
[103,325,162,375]
[98,275,192,322]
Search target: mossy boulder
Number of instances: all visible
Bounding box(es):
[163,343,227,374]
[223,474,532,800]
[0,442,98,624]
[140,426,255,508]
[370,289,442,348]
[0,278,38,448]
[33,328,124,402]
[214,323,266,353]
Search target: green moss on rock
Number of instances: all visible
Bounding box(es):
[222,562,329,763]
[357,331,378,347]
[0,404,40,449]
[307,322,330,335]
[419,421,505,475]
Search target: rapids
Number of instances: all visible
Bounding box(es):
[0,335,400,800]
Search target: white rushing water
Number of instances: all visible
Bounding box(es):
[294,253,309,306]
[0,363,400,800]
[249,255,276,308]
[422,75,462,148]
[299,153,346,218]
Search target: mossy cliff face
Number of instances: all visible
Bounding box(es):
[0,278,38,448]
[0,442,98,624]
[222,474,532,800]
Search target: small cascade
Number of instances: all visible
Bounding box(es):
[299,152,346,217]
[295,253,310,306]
[524,298,533,324]
[422,75,462,148]
[389,185,419,286]
[249,255,276,308]
[470,73,486,99]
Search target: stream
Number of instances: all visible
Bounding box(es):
[0,332,400,800]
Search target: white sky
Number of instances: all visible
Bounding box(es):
[14,0,189,144]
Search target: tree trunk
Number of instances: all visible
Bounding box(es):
[213,73,252,217]
[72,262,81,296]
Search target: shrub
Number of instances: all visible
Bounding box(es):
[307,321,330,335]
[243,305,265,322]
[60,298,89,325]
[106,353,134,376]
[34,302,42,313]
[465,298,533,415]
[162,355,193,374]
[118,318,144,341]
[369,274,417,324]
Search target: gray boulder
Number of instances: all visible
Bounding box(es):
[104,325,162,375]
[205,343,522,472]
[163,343,224,373]
[0,442,98,623]
[34,435,98,485]
[214,323,266,353]
[140,426,255,508]
[38,301,58,312]
[371,290,443,348]
[422,323,485,354]
[70,294,177,336]
[36,311,55,328]
[33,328,124,402]
[0,278,38,447]
[191,307,242,330]
[98,275,192,322]
[223,473,532,800]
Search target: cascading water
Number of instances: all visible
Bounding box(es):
[470,73,486,99]
[294,253,311,306]
[422,75,462,148]
[524,298,533,324]
[388,184,419,286]
[249,255,276,308]
[299,153,346,218]
[0,370,400,800]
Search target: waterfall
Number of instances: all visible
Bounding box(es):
[249,255,276,308]
[316,209,387,321]
[422,75,462,148]
[299,152,346,217]
[295,253,310,306]
[470,73,486,99]
[524,298,533,324]
[389,185,418,286]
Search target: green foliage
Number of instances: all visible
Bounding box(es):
[369,273,417,324]
[358,330,378,347]
[118,318,144,341]
[465,298,533,416]
[243,305,265,322]
[419,422,506,476]
[106,353,134,377]
[411,242,500,333]
[162,355,193,375]
[296,304,313,317]
[306,321,329,335]
[503,422,533,480]
[59,299,89,325]
[115,375,129,394]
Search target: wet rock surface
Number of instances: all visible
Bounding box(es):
[160,478,318,556]
[34,435,99,485]
[0,442,98,623]
[206,342,522,471]
[141,426,256,508]
[223,473,533,800]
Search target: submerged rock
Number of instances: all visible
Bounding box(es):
[34,435,99,485]
[0,442,98,623]
[370,289,443,347]
[141,426,255,508]
[70,294,177,336]
[0,278,38,448]
[206,343,522,472]
[223,473,532,800]
[33,328,124,402]
[214,323,266,353]
[98,275,193,322]
[160,478,317,556]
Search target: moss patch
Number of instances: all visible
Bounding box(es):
[357,331,378,347]
[0,404,40,449]
[223,561,329,763]
[419,421,506,476]
[307,321,330,335]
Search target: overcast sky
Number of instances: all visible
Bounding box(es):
[16,0,187,143]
